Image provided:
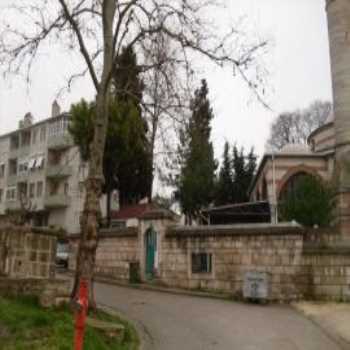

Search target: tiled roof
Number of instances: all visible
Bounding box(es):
[111,203,154,220]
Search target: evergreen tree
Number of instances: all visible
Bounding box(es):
[176,79,217,224]
[279,176,335,227]
[215,142,234,205]
[243,147,257,196]
[231,145,257,203]
[232,145,246,203]
[111,45,152,207]
[69,46,152,224]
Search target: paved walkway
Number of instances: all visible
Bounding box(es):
[294,302,350,349]
[95,282,342,350]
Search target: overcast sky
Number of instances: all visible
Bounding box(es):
[0,0,332,176]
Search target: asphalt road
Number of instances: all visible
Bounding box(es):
[95,282,342,350]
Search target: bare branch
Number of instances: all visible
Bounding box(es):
[58,0,100,90]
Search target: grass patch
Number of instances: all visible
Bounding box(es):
[0,296,139,350]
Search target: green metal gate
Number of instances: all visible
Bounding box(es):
[145,227,157,279]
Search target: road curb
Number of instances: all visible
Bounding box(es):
[94,275,234,302]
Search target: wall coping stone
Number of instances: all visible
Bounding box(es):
[303,246,350,255]
[69,227,138,240]
[166,223,304,238]
[140,208,180,221]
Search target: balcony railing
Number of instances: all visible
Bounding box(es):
[7,175,18,187]
[5,200,21,211]
[44,194,71,209]
[47,134,74,150]
[46,165,72,178]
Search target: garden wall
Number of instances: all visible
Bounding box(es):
[68,220,350,302]
[0,225,57,279]
[69,227,139,282]
[161,225,350,302]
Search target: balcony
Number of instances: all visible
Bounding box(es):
[7,175,18,187]
[47,134,74,150]
[44,194,71,209]
[5,200,21,211]
[46,165,72,179]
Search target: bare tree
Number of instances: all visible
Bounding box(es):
[266,100,332,151]
[0,0,268,306]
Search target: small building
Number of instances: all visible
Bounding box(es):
[249,113,335,222]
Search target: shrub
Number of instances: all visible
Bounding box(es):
[279,176,336,227]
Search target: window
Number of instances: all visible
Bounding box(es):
[191,253,212,274]
[18,161,28,175]
[29,183,35,199]
[64,182,69,195]
[6,187,16,201]
[8,159,18,176]
[32,129,38,145]
[21,131,31,147]
[0,164,5,178]
[40,126,46,142]
[0,189,3,202]
[10,135,19,150]
[18,183,27,199]
[37,181,43,197]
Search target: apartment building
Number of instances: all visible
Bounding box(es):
[0,101,104,234]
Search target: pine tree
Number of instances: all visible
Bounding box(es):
[215,142,234,205]
[244,147,257,197]
[176,79,217,224]
[232,145,246,203]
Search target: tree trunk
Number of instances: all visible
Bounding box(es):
[72,0,116,308]
[72,93,108,308]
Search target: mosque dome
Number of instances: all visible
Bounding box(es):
[325,111,334,124]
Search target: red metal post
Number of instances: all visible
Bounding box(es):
[74,279,89,350]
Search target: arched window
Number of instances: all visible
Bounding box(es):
[279,172,314,201]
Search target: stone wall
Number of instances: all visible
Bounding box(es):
[160,225,350,302]
[0,225,57,279]
[69,227,139,282]
[161,225,307,301]
[68,221,350,302]
[0,277,70,307]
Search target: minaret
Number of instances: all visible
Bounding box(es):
[327,0,350,235]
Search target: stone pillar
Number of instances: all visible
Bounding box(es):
[139,209,179,281]
[327,0,350,235]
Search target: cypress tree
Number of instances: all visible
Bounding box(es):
[177,79,217,224]
[215,141,234,205]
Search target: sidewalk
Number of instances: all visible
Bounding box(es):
[293,302,350,350]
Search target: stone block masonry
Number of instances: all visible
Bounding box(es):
[0,225,57,279]
[68,220,350,302]
[161,226,307,301]
[0,224,69,307]
[69,227,139,282]
[161,225,350,302]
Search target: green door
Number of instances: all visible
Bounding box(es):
[145,227,157,279]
